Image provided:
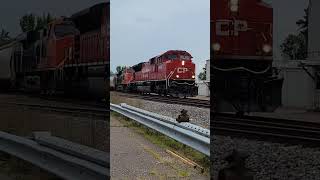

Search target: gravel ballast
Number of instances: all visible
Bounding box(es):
[212,135,320,180]
[141,100,210,129]
[111,92,210,128]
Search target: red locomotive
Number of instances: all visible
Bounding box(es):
[1,2,109,98]
[211,0,283,115]
[116,50,198,98]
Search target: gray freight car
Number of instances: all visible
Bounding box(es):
[0,42,22,90]
[110,75,116,90]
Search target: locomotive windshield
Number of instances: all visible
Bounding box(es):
[180,55,191,60]
[54,21,80,38]
[167,54,178,60]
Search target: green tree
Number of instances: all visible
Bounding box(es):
[0,29,11,46]
[296,8,308,48]
[20,13,54,32]
[116,66,126,75]
[36,13,54,30]
[198,67,206,81]
[0,29,10,40]
[280,33,307,60]
[19,14,36,32]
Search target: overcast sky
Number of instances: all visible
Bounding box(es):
[0,0,106,36]
[110,0,210,74]
[269,0,309,59]
[111,0,309,74]
[0,0,309,72]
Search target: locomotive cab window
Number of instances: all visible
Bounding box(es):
[167,54,178,60]
[180,55,190,60]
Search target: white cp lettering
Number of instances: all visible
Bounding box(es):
[216,19,248,36]
[177,68,188,73]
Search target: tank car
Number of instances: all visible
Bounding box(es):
[116,50,198,98]
[211,0,283,115]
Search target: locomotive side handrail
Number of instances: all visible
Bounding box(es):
[167,68,177,87]
[212,65,271,74]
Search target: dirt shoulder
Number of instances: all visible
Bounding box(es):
[110,114,209,179]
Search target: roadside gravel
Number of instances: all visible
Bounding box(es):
[212,135,320,180]
[141,101,210,129]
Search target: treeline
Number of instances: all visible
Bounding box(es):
[0,13,54,46]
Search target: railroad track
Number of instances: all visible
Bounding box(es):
[7,102,109,118]
[213,113,320,147]
[114,92,210,108]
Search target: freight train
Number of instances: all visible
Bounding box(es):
[113,50,198,98]
[0,2,109,98]
[211,0,283,115]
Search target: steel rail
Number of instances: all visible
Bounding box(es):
[213,113,320,146]
[6,102,108,117]
[115,92,210,108]
[110,103,210,156]
[0,131,109,180]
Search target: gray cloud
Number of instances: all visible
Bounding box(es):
[1,0,307,73]
[110,0,210,75]
[0,0,106,36]
[270,0,309,59]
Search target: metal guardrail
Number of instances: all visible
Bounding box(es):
[110,103,210,156]
[0,131,109,180]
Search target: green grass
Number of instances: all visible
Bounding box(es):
[110,92,145,109]
[111,111,210,173]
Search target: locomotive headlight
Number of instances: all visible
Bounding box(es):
[182,60,185,66]
[192,75,195,79]
[230,0,239,12]
[212,43,221,51]
[230,5,239,12]
[262,44,272,53]
[176,75,179,78]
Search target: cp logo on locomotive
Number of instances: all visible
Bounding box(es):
[177,67,189,73]
[216,19,249,36]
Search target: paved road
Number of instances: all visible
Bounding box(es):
[110,115,209,180]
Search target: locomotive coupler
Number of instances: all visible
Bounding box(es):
[176,109,190,123]
[218,150,253,180]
